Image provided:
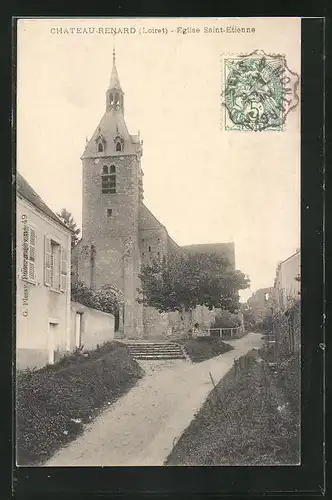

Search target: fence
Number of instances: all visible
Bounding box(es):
[273,301,301,357]
[204,327,243,340]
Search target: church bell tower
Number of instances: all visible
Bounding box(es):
[77,49,144,338]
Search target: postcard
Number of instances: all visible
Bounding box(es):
[16,17,301,468]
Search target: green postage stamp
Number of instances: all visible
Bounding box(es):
[222,50,299,131]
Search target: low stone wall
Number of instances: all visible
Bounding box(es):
[143,305,217,339]
[17,304,115,371]
[143,306,169,338]
[70,301,115,351]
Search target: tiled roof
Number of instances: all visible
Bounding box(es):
[279,249,300,266]
[139,203,165,230]
[16,172,72,232]
[139,203,184,255]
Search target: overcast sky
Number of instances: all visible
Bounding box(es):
[17,18,301,301]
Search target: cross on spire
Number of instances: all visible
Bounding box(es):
[108,46,122,92]
[106,46,124,113]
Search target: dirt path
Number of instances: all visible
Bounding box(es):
[46,333,263,466]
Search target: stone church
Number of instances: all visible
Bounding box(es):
[72,50,235,339]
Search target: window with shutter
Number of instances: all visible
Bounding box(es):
[50,241,60,289]
[60,245,68,292]
[44,236,52,286]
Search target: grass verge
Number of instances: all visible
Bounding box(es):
[166,349,300,465]
[16,341,144,466]
[173,337,233,363]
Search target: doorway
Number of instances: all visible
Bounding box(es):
[75,312,83,348]
[48,322,58,364]
[114,309,120,333]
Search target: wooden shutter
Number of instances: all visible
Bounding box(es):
[60,245,68,292]
[28,227,36,282]
[44,236,52,286]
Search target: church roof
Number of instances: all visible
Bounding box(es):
[82,49,138,158]
[16,172,72,232]
[82,109,136,158]
[130,134,140,144]
[108,48,122,91]
[139,203,185,255]
[139,203,165,230]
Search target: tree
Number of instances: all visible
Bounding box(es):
[242,307,257,330]
[212,309,242,328]
[95,284,124,315]
[71,280,96,309]
[138,252,250,315]
[57,208,80,248]
[71,281,122,315]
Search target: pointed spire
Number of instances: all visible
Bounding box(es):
[109,46,122,91]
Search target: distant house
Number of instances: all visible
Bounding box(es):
[274,250,300,311]
[16,173,72,369]
[246,287,275,323]
[273,249,301,355]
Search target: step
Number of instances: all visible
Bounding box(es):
[130,353,184,358]
[125,343,174,346]
[127,344,181,347]
[128,351,183,354]
[132,354,186,360]
[124,342,186,360]
[126,345,183,351]
[127,346,183,351]
[129,349,182,354]
[128,348,184,353]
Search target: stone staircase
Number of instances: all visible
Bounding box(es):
[125,341,186,360]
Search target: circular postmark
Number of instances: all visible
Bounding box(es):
[222,50,299,131]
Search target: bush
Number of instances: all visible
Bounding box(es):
[16,342,144,465]
[71,281,121,315]
[71,280,96,308]
[166,350,301,466]
[174,337,233,363]
[211,309,241,329]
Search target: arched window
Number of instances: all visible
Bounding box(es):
[109,93,114,106]
[115,93,120,105]
[98,142,103,152]
[102,165,116,194]
[116,141,122,152]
